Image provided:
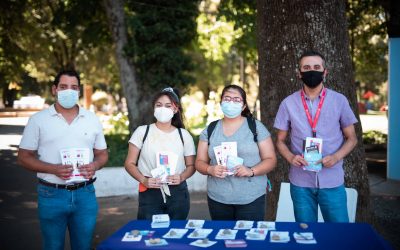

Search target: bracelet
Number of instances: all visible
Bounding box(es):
[250,168,255,177]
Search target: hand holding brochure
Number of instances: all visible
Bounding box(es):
[303,137,323,172]
[226,156,244,175]
[152,151,178,183]
[60,148,90,183]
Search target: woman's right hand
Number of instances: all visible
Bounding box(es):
[208,165,228,178]
[143,177,162,188]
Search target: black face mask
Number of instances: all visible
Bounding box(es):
[300,71,324,89]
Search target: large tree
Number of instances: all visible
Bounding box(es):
[104,0,199,130]
[257,0,370,222]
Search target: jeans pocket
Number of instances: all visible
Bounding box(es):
[37,184,57,198]
[82,184,95,193]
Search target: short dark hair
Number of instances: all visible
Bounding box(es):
[220,85,252,118]
[298,50,326,69]
[53,70,81,87]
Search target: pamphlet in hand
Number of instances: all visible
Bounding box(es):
[154,151,178,183]
[303,137,323,172]
[151,214,170,228]
[213,146,223,165]
[60,148,90,184]
[221,142,237,166]
[226,156,244,176]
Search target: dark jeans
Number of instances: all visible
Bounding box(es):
[207,194,266,221]
[137,181,190,220]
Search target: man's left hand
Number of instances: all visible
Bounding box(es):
[79,162,97,179]
[317,155,339,168]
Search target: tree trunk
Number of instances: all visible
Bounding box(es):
[103,0,141,131]
[257,0,370,222]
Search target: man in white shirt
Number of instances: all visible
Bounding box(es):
[18,70,108,250]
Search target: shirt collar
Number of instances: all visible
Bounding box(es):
[301,85,326,100]
[49,104,85,117]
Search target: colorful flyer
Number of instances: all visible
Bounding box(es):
[60,148,90,183]
[303,137,323,172]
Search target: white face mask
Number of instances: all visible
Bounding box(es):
[154,107,174,123]
[57,89,79,109]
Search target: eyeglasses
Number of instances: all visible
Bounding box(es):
[222,96,243,103]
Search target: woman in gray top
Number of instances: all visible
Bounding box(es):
[195,85,276,220]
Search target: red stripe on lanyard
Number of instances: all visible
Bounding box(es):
[300,88,327,138]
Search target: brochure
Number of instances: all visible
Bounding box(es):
[60,148,90,184]
[234,220,254,230]
[226,156,244,175]
[162,228,188,239]
[185,219,205,229]
[303,137,323,172]
[151,214,170,228]
[187,229,213,239]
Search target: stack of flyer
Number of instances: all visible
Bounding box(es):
[303,137,323,172]
[151,214,170,228]
[150,151,178,183]
[60,148,90,184]
[213,142,243,175]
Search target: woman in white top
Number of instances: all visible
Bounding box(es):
[125,87,196,219]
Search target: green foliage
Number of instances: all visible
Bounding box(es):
[347,0,388,91]
[362,130,387,145]
[218,0,257,63]
[105,134,128,167]
[104,112,130,167]
[105,112,130,135]
[125,0,199,91]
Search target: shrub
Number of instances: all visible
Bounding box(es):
[362,130,387,145]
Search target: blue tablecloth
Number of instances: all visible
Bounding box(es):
[96,220,393,250]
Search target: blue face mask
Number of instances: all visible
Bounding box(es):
[57,89,79,109]
[221,101,243,118]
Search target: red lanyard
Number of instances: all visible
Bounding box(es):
[300,88,327,137]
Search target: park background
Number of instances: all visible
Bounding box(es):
[0,0,399,249]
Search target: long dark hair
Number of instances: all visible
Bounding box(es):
[152,87,185,128]
[220,85,253,118]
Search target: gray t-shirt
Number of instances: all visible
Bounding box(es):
[199,119,271,204]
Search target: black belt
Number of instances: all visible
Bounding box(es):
[38,178,96,191]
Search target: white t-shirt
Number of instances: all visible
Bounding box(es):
[129,124,196,177]
[19,105,107,184]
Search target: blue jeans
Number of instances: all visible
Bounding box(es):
[37,183,98,250]
[290,183,348,223]
[207,194,266,221]
[137,182,190,220]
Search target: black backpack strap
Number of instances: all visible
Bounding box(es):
[178,127,184,145]
[207,120,219,145]
[142,125,150,144]
[246,116,258,143]
[136,125,150,165]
